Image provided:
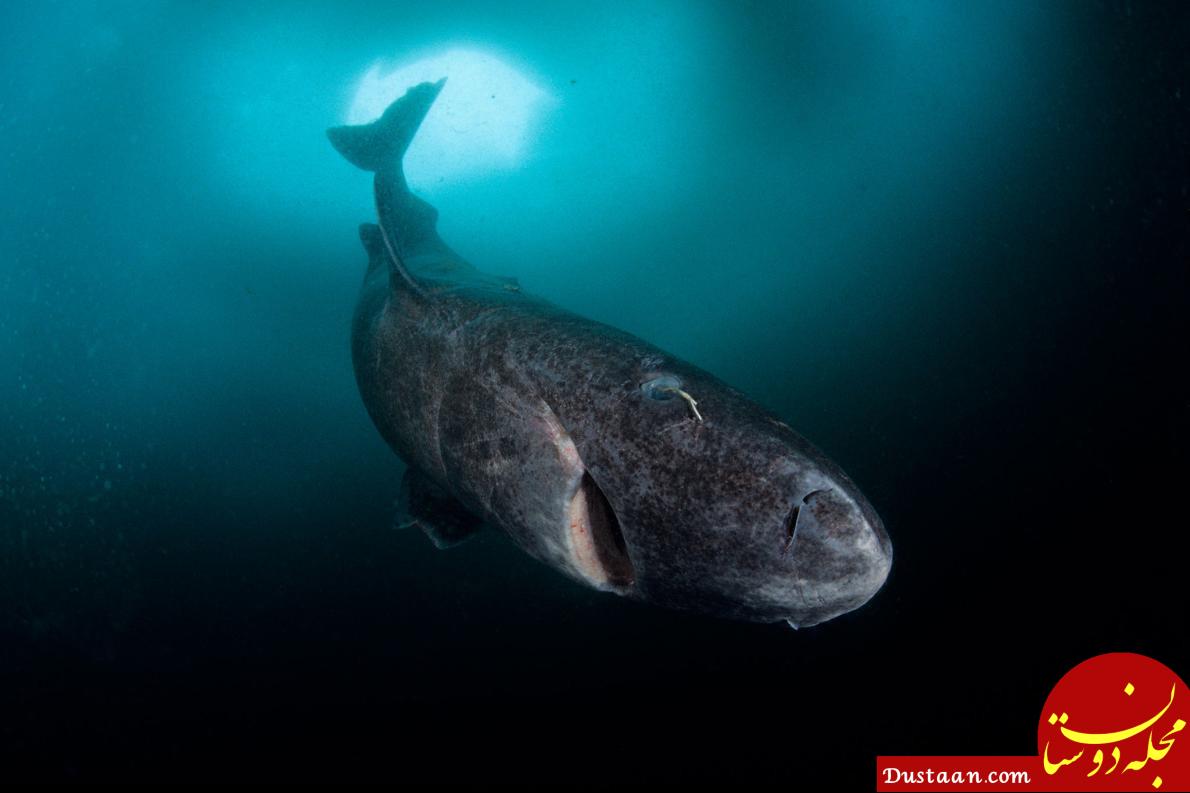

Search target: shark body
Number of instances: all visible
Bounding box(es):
[328,80,891,627]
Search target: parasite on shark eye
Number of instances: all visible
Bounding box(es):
[641,376,703,422]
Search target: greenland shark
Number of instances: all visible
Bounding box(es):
[328,79,892,627]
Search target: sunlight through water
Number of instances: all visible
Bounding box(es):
[346,47,554,189]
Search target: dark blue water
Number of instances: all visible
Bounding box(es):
[2,1,1186,784]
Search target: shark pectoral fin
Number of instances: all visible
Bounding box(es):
[395,467,483,549]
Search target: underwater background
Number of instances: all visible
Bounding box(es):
[1,0,1186,784]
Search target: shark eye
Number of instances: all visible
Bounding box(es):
[641,374,704,422]
[641,375,682,400]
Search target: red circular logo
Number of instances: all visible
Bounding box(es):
[1038,653,1188,790]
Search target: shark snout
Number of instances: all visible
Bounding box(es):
[783,486,892,628]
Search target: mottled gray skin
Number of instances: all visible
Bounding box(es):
[331,81,892,627]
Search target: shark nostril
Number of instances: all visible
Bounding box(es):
[781,504,801,554]
[802,488,827,505]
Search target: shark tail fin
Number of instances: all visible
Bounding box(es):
[330,79,449,297]
[326,78,446,172]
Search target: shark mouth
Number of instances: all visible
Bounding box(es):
[566,470,635,591]
[538,400,635,592]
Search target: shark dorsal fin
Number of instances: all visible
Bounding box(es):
[358,223,387,278]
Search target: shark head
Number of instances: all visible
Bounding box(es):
[550,350,893,628]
